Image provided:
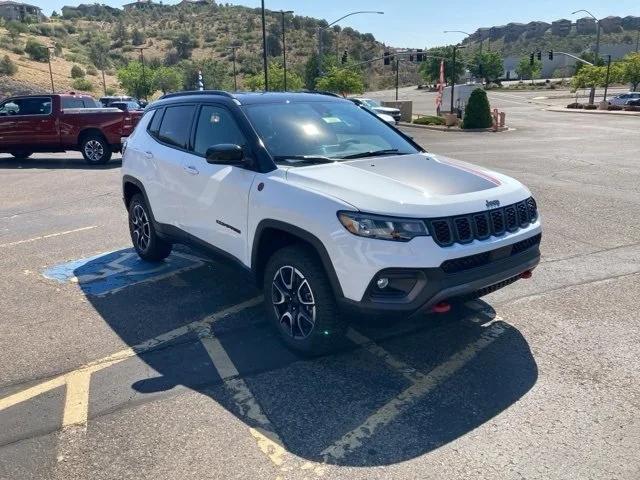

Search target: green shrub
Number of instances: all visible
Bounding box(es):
[11,45,24,55]
[584,104,598,110]
[72,77,93,92]
[607,105,623,111]
[462,88,493,129]
[25,38,49,62]
[86,65,98,76]
[567,102,583,109]
[70,64,85,78]
[413,115,445,126]
[0,55,17,75]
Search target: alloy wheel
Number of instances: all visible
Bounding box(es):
[272,266,316,339]
[131,204,151,252]
[84,140,104,162]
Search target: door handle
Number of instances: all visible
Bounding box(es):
[144,151,153,159]
[184,165,199,175]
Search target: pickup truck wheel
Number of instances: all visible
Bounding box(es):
[264,245,346,355]
[81,135,112,165]
[10,151,33,160]
[128,194,172,261]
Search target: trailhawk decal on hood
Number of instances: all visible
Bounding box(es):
[345,154,500,195]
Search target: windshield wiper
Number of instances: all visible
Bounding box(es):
[273,155,337,165]
[339,149,407,160]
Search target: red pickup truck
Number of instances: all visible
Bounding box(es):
[0,93,143,165]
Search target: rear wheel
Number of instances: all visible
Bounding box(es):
[81,134,112,165]
[10,151,32,160]
[128,193,172,261]
[264,245,346,355]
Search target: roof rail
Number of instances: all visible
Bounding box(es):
[159,90,235,100]
[299,90,343,98]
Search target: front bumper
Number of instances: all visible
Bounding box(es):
[338,237,540,315]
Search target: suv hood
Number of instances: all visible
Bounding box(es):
[374,106,400,114]
[283,153,530,217]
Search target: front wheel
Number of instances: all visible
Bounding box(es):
[10,151,33,160]
[81,134,112,165]
[264,245,346,355]
[128,193,172,261]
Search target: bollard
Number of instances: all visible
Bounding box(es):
[492,108,499,132]
[499,112,506,128]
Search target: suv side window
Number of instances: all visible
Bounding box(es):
[157,105,195,149]
[192,105,247,157]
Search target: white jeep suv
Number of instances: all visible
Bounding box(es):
[122,91,541,354]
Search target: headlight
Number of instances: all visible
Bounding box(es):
[338,211,429,242]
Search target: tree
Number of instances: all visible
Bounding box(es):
[515,56,542,83]
[111,20,128,45]
[266,32,281,57]
[315,66,364,96]
[71,64,85,78]
[153,66,182,94]
[24,38,49,62]
[622,53,640,91]
[468,51,503,84]
[245,63,303,91]
[462,88,492,129]
[117,61,156,98]
[0,55,17,76]
[178,59,230,90]
[131,28,145,46]
[88,35,111,70]
[419,46,465,84]
[571,64,623,90]
[172,31,197,60]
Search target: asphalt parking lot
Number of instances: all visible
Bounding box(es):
[1,88,639,480]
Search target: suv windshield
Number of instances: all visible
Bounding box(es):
[362,99,381,108]
[242,100,419,165]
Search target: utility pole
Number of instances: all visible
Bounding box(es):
[636,29,639,53]
[395,58,399,101]
[603,55,612,102]
[261,0,268,91]
[278,10,293,91]
[228,45,239,91]
[46,46,55,93]
[134,46,148,100]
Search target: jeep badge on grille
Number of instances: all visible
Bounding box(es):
[486,199,500,209]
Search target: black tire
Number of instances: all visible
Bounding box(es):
[128,193,172,261]
[80,134,112,165]
[263,244,346,355]
[10,151,33,159]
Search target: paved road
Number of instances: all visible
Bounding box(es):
[1,90,639,480]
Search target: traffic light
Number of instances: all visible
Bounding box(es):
[341,50,348,64]
[416,49,424,62]
[548,50,554,61]
[529,53,534,66]
[383,51,390,65]
[537,51,542,61]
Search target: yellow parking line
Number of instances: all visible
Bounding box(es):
[62,371,92,428]
[321,322,507,462]
[0,226,99,248]
[0,297,263,413]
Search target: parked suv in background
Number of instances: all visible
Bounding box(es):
[349,98,402,123]
[608,92,640,106]
[122,91,542,354]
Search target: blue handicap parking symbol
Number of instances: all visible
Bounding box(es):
[42,249,206,296]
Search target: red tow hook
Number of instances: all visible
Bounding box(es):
[432,302,451,314]
[520,270,533,279]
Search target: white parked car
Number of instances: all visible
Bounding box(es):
[122,91,542,354]
[608,92,640,106]
[349,97,402,123]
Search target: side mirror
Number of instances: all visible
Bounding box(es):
[205,144,244,165]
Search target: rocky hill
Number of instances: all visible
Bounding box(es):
[0,1,421,98]
[464,16,640,57]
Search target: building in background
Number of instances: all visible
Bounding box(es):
[0,1,44,22]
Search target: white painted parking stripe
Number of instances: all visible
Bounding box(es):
[0,225,99,248]
[321,322,507,462]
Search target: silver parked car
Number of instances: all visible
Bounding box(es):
[608,92,640,106]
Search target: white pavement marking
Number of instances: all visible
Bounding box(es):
[321,321,507,462]
[0,226,99,248]
[0,297,263,414]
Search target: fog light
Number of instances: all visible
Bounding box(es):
[376,277,389,289]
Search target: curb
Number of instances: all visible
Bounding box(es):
[545,107,640,117]
[399,122,511,133]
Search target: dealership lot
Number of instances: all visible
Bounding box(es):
[1,90,639,479]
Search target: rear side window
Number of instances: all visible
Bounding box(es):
[157,105,195,149]
[61,98,85,109]
[148,108,164,137]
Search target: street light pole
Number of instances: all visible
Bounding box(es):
[603,55,612,102]
[46,46,55,93]
[395,58,399,101]
[317,11,384,76]
[261,0,268,91]
[278,10,293,91]
[134,46,148,100]
[228,45,239,91]
[450,45,466,115]
[444,30,483,83]
[572,9,600,104]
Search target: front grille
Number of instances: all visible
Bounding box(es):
[441,233,542,274]
[426,197,538,247]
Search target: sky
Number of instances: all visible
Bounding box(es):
[36,0,640,47]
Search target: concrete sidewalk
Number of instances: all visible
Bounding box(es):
[546,106,640,117]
